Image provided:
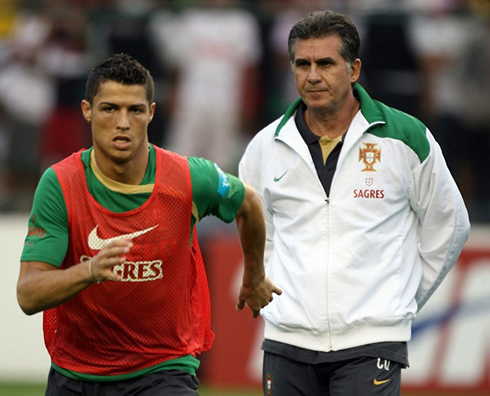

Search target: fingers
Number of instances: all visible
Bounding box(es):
[235,298,245,312]
[265,277,282,296]
[90,239,133,283]
[236,295,261,317]
[236,278,284,318]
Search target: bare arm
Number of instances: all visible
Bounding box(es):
[234,183,282,318]
[17,239,133,315]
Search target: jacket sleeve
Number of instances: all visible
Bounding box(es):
[410,129,470,310]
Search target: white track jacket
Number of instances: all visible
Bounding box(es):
[239,84,470,352]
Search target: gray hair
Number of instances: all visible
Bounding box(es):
[288,10,361,67]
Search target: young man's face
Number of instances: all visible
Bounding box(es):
[292,35,360,115]
[81,81,155,167]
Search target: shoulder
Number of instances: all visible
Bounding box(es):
[37,167,63,194]
[187,157,245,223]
[31,167,67,224]
[51,149,87,179]
[154,145,188,165]
[187,157,219,195]
[369,101,430,163]
[239,117,285,185]
[187,156,218,177]
[356,84,430,163]
[243,117,283,156]
[188,156,242,197]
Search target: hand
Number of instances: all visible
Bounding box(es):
[89,239,133,282]
[235,276,282,318]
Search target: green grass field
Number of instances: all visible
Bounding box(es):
[0,383,262,396]
[1,383,489,396]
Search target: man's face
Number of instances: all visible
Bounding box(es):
[292,35,360,115]
[81,81,155,166]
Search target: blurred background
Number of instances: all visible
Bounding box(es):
[0,0,489,395]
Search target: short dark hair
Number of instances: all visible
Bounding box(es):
[85,53,155,104]
[288,10,361,66]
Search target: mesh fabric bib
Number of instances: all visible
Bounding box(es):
[46,147,214,376]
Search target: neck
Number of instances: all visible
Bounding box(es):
[91,149,149,185]
[305,96,360,139]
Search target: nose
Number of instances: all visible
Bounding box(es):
[307,65,321,84]
[117,110,130,129]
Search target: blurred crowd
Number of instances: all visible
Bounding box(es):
[0,0,489,222]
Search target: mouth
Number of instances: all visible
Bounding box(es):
[113,134,131,142]
[304,89,330,100]
[112,135,132,149]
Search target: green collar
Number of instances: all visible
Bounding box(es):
[274,83,385,137]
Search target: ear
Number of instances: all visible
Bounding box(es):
[148,102,156,122]
[81,100,92,123]
[350,59,362,84]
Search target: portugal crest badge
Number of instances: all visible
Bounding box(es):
[359,143,381,172]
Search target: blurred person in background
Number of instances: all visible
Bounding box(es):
[38,0,93,171]
[0,1,55,211]
[359,6,423,120]
[101,0,168,146]
[410,0,481,213]
[156,0,263,174]
[455,0,490,219]
[239,10,470,395]
[16,53,281,395]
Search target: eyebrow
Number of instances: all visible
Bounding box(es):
[316,57,336,63]
[98,102,147,108]
[294,56,336,65]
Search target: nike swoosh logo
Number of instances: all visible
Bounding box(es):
[274,170,289,182]
[88,225,159,250]
[373,378,390,386]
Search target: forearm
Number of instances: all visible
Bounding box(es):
[234,184,282,316]
[235,184,266,285]
[17,260,94,315]
[17,239,133,315]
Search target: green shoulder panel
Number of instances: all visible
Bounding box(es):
[356,84,430,163]
[275,85,431,163]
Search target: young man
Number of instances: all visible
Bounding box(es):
[17,53,281,395]
[239,10,470,396]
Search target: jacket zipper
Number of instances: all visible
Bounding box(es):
[325,195,333,351]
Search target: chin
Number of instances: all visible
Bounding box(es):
[110,151,132,164]
[307,100,331,112]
